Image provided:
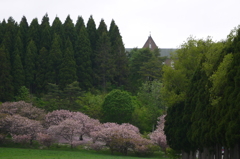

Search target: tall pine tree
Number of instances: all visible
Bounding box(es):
[59,38,77,90]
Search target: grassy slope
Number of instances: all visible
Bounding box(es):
[0,147,168,159]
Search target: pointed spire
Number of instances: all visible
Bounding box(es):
[143,34,158,50]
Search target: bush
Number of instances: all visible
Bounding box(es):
[166,147,181,159]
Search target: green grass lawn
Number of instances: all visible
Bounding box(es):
[0,147,169,159]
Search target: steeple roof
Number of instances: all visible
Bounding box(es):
[143,35,158,50]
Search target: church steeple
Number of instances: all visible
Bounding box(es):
[143,34,158,50]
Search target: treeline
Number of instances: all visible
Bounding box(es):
[162,27,240,158]
[0,14,164,102]
[0,14,128,101]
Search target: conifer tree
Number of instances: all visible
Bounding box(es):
[28,18,40,50]
[59,38,77,90]
[47,33,62,84]
[25,40,37,93]
[40,14,51,50]
[75,26,93,90]
[0,45,14,102]
[52,17,64,50]
[0,19,7,47]
[19,16,29,64]
[86,16,98,83]
[35,47,49,94]
[75,16,85,35]
[95,31,113,91]
[63,15,76,50]
[109,20,129,87]
[86,15,97,51]
[12,51,25,95]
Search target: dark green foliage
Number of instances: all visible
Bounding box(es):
[75,26,93,90]
[40,14,52,50]
[24,40,37,93]
[63,15,76,49]
[44,81,82,111]
[128,48,154,93]
[28,18,40,50]
[19,16,29,65]
[35,47,49,94]
[59,38,77,90]
[12,52,25,95]
[95,31,114,91]
[102,89,134,124]
[86,16,98,86]
[109,20,129,88]
[47,34,62,84]
[0,45,14,102]
[51,17,64,50]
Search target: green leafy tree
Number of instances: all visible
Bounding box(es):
[102,89,134,124]
[19,16,29,65]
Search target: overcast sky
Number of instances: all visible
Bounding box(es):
[1,0,240,48]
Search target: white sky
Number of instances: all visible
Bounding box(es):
[1,0,240,48]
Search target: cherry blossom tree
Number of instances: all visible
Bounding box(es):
[149,115,168,153]
[44,109,72,127]
[71,112,100,140]
[0,114,43,145]
[47,119,82,148]
[0,101,46,120]
[91,122,155,155]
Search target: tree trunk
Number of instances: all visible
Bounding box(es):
[182,151,189,159]
[215,144,222,159]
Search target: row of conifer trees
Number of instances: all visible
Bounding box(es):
[0,14,130,102]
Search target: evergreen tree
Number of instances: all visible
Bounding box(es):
[86,15,98,84]
[75,16,85,35]
[25,40,37,93]
[12,51,25,95]
[35,47,49,94]
[0,19,7,47]
[95,31,113,92]
[63,15,76,50]
[0,45,14,102]
[2,17,18,65]
[19,16,29,65]
[40,14,51,50]
[47,33,62,84]
[51,17,64,50]
[59,38,77,90]
[109,20,129,88]
[28,18,40,50]
[75,26,93,90]
[86,15,98,51]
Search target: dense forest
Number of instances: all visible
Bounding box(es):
[1,13,240,159]
[0,14,164,133]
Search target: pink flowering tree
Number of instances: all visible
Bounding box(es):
[47,119,82,148]
[0,101,46,121]
[0,114,43,145]
[44,110,72,128]
[149,115,168,153]
[71,112,100,140]
[91,122,155,155]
